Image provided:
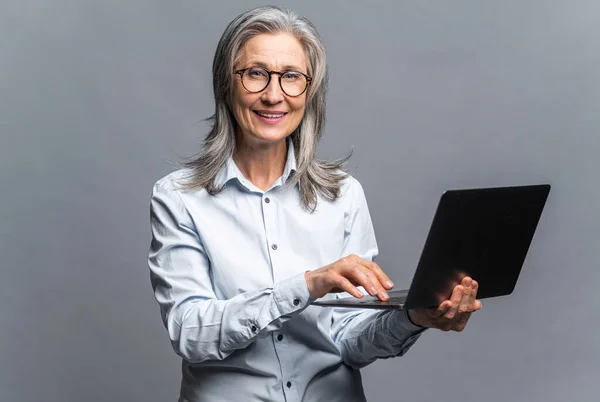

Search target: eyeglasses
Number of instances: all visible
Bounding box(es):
[234,66,312,97]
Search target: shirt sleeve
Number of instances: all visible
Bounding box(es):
[330,177,427,369]
[148,181,314,364]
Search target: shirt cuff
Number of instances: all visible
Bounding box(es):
[398,309,428,335]
[272,272,315,316]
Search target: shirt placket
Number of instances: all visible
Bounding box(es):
[261,191,300,402]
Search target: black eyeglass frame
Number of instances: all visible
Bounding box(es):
[234,67,313,97]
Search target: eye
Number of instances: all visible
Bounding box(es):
[282,72,302,81]
[247,67,268,78]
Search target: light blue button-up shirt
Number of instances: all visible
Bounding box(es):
[148,143,425,402]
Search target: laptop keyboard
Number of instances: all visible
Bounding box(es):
[357,295,406,304]
[388,296,407,304]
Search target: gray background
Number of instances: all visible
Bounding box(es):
[1,0,598,401]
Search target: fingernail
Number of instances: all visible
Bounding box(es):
[381,291,389,300]
[385,280,393,288]
[370,286,377,295]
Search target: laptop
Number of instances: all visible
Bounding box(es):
[312,184,551,310]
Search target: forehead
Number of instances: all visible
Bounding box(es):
[237,33,308,72]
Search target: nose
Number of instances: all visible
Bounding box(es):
[260,75,285,104]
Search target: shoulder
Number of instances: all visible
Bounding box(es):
[338,173,367,202]
[153,168,194,193]
[150,168,208,211]
[319,173,369,214]
[149,168,215,226]
[152,167,212,199]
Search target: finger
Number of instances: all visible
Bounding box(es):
[345,263,389,300]
[363,267,390,301]
[455,281,480,328]
[437,300,452,314]
[467,280,479,312]
[444,285,463,319]
[458,277,473,313]
[359,263,390,300]
[338,256,375,296]
[359,262,392,298]
[352,265,378,297]
[363,266,388,298]
[429,301,451,318]
[333,275,364,299]
[357,259,394,290]
[471,280,479,298]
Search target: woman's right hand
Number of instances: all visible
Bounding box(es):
[304,254,394,301]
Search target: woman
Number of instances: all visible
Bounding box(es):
[148,6,481,402]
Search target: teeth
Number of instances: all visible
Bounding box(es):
[257,112,284,118]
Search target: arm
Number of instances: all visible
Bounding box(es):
[329,178,426,369]
[148,182,312,364]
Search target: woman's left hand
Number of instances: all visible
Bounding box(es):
[407,277,482,331]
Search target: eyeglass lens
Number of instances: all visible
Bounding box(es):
[241,67,308,96]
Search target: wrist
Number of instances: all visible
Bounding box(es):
[407,309,427,329]
[304,270,314,297]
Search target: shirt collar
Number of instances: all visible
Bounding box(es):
[215,139,297,191]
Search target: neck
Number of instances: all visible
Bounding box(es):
[233,135,288,192]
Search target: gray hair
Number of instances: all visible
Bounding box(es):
[179,5,350,211]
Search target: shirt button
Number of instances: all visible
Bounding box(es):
[271,244,278,250]
[264,197,270,203]
[286,381,292,388]
[277,334,283,341]
[251,325,257,332]
[293,298,300,306]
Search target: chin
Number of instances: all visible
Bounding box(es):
[253,130,291,143]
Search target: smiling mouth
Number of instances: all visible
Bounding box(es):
[254,111,287,119]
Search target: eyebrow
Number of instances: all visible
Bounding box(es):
[242,60,307,73]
